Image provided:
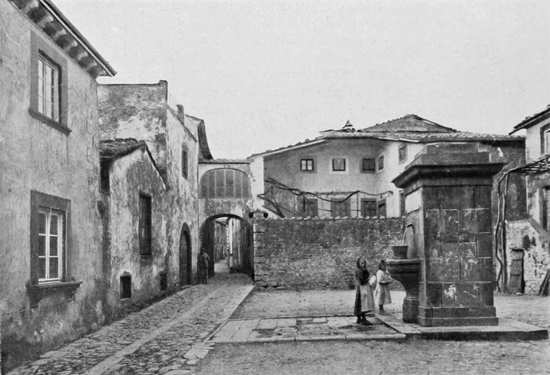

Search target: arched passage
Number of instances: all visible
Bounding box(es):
[179,224,192,286]
[200,214,253,277]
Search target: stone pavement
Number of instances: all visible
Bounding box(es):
[8,268,253,375]
[210,316,405,343]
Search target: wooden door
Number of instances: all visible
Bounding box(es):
[508,248,524,294]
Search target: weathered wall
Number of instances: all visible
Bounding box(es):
[165,109,200,285]
[506,219,550,294]
[0,2,104,369]
[98,82,169,178]
[253,217,404,289]
[104,148,168,316]
[98,83,200,287]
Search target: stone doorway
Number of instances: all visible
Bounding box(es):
[179,224,192,286]
[509,248,525,294]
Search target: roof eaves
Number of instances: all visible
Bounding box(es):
[37,0,116,77]
[248,138,327,158]
[510,107,550,134]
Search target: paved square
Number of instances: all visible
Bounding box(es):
[210,316,404,343]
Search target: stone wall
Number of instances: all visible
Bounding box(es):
[253,217,404,289]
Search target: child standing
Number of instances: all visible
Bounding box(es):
[374,260,392,313]
[354,258,375,325]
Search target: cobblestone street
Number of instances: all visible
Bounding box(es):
[7,281,550,374]
[8,265,253,375]
[196,289,550,375]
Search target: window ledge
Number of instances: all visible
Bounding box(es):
[26,280,82,307]
[29,108,71,135]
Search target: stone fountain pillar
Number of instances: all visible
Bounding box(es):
[392,146,504,326]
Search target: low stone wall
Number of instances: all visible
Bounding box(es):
[253,217,405,289]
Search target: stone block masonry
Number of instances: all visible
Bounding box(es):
[254,217,405,289]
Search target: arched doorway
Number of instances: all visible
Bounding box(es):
[200,214,253,277]
[179,224,192,286]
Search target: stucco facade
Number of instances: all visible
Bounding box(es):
[98,82,201,287]
[100,142,169,317]
[254,117,524,220]
[505,107,550,294]
[0,0,114,369]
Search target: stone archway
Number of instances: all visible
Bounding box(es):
[179,224,192,286]
[200,214,253,277]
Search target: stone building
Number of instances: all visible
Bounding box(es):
[0,0,115,369]
[98,139,169,317]
[98,81,207,289]
[505,106,550,294]
[249,115,525,220]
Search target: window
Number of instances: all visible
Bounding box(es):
[400,191,406,216]
[160,271,168,291]
[300,158,314,172]
[120,274,132,299]
[200,169,251,198]
[331,199,351,217]
[399,144,407,163]
[37,209,64,282]
[543,128,550,156]
[300,198,318,217]
[139,194,152,255]
[378,199,387,217]
[30,191,70,284]
[377,155,384,171]
[30,32,68,133]
[100,160,110,193]
[361,199,377,217]
[37,54,60,122]
[361,158,376,173]
[181,148,188,179]
[332,158,346,171]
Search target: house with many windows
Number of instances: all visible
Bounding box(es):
[249,115,525,220]
[0,0,115,369]
[505,106,550,294]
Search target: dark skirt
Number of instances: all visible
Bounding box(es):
[354,286,362,317]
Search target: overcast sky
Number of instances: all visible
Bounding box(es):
[57,0,550,159]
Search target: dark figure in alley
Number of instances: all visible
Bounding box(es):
[198,248,210,284]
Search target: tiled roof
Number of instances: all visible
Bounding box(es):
[248,114,523,158]
[99,138,146,161]
[200,158,250,164]
[511,106,550,134]
[361,114,457,133]
[511,155,550,175]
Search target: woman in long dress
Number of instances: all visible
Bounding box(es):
[354,258,375,325]
[374,259,392,313]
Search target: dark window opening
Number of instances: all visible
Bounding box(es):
[377,155,384,171]
[139,194,152,255]
[160,271,168,291]
[361,199,377,217]
[181,148,188,179]
[361,158,376,173]
[378,199,387,217]
[399,144,407,163]
[300,197,318,217]
[332,158,346,171]
[400,191,406,216]
[120,274,132,299]
[100,160,110,193]
[300,158,314,172]
[331,199,351,217]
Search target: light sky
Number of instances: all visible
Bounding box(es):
[56,0,550,159]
